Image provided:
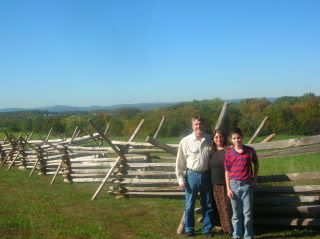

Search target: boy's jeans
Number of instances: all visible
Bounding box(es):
[184,169,213,234]
[230,179,253,239]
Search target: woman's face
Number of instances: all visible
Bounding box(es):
[213,132,225,147]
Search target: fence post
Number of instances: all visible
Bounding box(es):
[261,133,276,143]
[19,133,33,170]
[29,146,40,177]
[1,133,18,168]
[153,116,165,139]
[113,119,145,198]
[7,151,20,171]
[0,143,6,165]
[19,148,27,170]
[38,148,47,175]
[248,116,269,144]
[214,102,229,130]
[62,147,73,183]
[7,136,27,171]
[51,129,79,185]
[112,145,128,198]
[89,118,142,201]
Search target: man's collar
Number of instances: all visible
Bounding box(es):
[192,132,204,141]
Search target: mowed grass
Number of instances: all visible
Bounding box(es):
[1,153,320,238]
[259,152,320,175]
[0,168,185,239]
[258,153,320,188]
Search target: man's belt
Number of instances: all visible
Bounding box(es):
[187,168,209,174]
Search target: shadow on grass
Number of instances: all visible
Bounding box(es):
[256,225,320,239]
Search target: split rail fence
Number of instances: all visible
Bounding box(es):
[0,115,320,227]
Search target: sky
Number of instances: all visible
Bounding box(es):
[0,0,319,108]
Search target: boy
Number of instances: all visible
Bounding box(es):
[225,128,259,239]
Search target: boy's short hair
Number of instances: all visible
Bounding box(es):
[191,115,204,123]
[230,127,243,137]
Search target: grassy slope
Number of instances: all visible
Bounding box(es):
[1,132,320,239]
[1,153,320,238]
[0,168,185,239]
[259,153,320,175]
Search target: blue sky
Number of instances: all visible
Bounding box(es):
[0,0,319,108]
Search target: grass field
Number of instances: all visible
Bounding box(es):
[1,152,320,239]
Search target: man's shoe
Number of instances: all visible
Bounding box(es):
[185,231,195,237]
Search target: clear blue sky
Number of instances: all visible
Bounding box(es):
[0,0,319,108]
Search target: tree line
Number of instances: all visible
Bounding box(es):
[1,93,319,138]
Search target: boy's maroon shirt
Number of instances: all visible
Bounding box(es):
[224,145,258,181]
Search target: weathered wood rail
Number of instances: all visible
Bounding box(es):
[1,134,320,193]
[254,172,320,226]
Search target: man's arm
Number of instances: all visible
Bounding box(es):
[176,140,187,189]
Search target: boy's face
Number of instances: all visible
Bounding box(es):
[231,133,243,148]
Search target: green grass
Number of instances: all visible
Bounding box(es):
[243,134,305,144]
[1,152,320,238]
[259,153,320,176]
[0,168,184,239]
[258,153,320,188]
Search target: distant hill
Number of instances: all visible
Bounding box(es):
[0,108,27,113]
[225,97,278,103]
[0,102,178,113]
[0,97,279,113]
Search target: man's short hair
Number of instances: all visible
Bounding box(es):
[191,115,205,123]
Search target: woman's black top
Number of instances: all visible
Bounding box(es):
[210,149,226,185]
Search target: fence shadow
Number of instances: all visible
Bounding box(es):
[256,225,320,239]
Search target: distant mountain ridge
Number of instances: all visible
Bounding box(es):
[0,102,178,113]
[225,97,278,103]
[0,97,279,113]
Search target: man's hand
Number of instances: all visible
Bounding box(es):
[179,182,186,190]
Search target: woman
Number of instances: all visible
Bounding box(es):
[210,129,233,234]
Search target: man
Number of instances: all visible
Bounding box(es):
[176,115,214,237]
